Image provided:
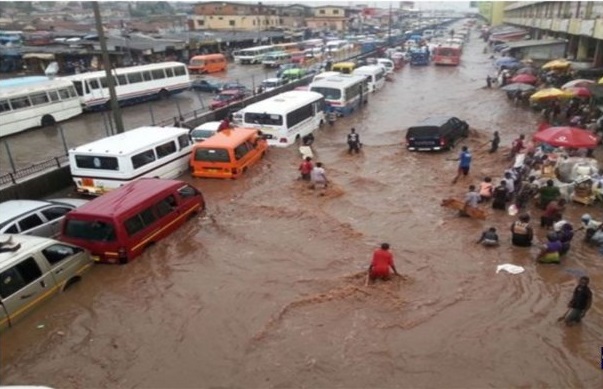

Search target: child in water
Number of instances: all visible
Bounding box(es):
[476,227,499,247]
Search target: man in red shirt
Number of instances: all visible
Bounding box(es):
[508,134,526,160]
[298,156,313,181]
[367,243,399,283]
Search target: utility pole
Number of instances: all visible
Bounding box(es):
[388,2,392,43]
[93,1,125,134]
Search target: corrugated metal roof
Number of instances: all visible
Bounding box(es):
[504,39,568,49]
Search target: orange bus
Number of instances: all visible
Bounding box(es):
[273,42,301,53]
[60,178,205,264]
[190,128,268,179]
[432,45,462,66]
[188,53,227,74]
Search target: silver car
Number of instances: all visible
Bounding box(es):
[0,198,88,238]
[0,234,94,331]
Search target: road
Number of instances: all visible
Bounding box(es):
[1,29,601,388]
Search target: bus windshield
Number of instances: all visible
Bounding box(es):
[244,112,283,126]
[75,155,120,170]
[310,87,341,100]
[194,148,230,162]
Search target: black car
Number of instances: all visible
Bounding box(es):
[405,116,469,151]
[191,79,223,93]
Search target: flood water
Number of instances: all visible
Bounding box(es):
[1,29,602,388]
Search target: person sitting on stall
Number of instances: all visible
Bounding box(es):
[538,179,561,209]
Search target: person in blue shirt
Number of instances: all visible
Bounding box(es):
[452,146,472,184]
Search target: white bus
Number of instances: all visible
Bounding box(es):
[261,51,292,68]
[62,62,190,111]
[0,79,82,138]
[233,45,274,65]
[232,91,325,147]
[312,71,340,83]
[309,75,368,117]
[69,126,193,196]
[352,65,386,93]
[326,40,351,53]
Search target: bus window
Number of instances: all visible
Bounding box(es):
[100,77,108,88]
[244,112,283,126]
[89,79,100,90]
[151,69,166,80]
[156,141,177,159]
[173,66,186,76]
[9,96,31,110]
[194,148,230,162]
[177,134,190,149]
[30,92,49,106]
[75,155,119,170]
[58,88,71,100]
[165,68,174,78]
[142,71,152,82]
[131,149,156,169]
[0,100,10,113]
[117,75,128,86]
[128,72,143,84]
[72,81,84,96]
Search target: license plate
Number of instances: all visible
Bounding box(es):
[82,178,94,186]
[206,168,219,172]
[91,256,100,262]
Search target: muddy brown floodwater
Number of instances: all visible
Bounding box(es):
[1,28,602,388]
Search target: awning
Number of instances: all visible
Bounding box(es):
[22,53,55,60]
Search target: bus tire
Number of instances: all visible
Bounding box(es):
[41,115,55,127]
[158,89,170,100]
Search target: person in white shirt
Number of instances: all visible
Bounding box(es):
[310,162,328,190]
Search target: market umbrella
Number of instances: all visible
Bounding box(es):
[511,73,538,84]
[561,79,595,89]
[542,59,571,70]
[529,88,570,101]
[501,82,536,92]
[564,86,591,98]
[533,126,599,148]
[515,67,537,75]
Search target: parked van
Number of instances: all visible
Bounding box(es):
[190,121,221,142]
[190,128,268,179]
[60,178,205,264]
[331,62,356,74]
[188,54,227,74]
[352,65,386,92]
[0,234,94,331]
[405,116,469,151]
[376,58,395,75]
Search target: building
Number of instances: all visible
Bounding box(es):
[478,1,505,26]
[503,1,603,66]
[305,5,348,32]
[188,1,283,31]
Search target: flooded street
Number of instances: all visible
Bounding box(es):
[1,33,602,388]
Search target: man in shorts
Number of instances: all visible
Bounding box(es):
[452,146,472,184]
[310,162,328,190]
[367,243,400,283]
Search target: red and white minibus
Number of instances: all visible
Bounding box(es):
[60,178,205,264]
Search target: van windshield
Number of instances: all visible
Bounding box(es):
[194,148,230,162]
[64,219,116,242]
[191,129,216,140]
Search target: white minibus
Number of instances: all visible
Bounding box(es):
[262,51,292,68]
[233,45,274,65]
[69,126,192,195]
[232,91,325,147]
[309,75,368,117]
[62,62,190,111]
[352,65,386,92]
[0,79,82,138]
[312,71,340,83]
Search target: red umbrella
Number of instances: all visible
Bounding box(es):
[565,86,591,98]
[516,67,537,75]
[511,74,537,84]
[533,126,600,148]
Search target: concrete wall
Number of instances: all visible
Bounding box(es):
[0,166,73,202]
